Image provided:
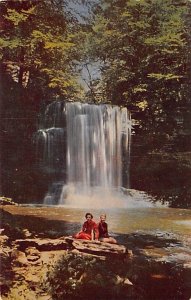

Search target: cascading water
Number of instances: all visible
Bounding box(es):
[66,103,131,189]
[35,101,132,208]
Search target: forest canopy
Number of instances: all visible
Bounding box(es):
[1,0,190,141]
[0,0,84,100]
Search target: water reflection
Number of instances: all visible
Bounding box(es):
[5,205,191,261]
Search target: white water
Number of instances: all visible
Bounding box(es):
[35,101,147,208]
[35,128,65,170]
[60,187,164,209]
[62,102,131,207]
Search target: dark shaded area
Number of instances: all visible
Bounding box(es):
[129,256,191,300]
[0,208,81,239]
[130,137,191,208]
[0,67,64,203]
[0,249,15,297]
[0,259,15,296]
[0,67,40,202]
[46,252,145,300]
[117,232,191,300]
[117,232,183,251]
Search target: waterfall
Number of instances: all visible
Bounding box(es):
[35,101,131,207]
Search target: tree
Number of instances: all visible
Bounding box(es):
[0,0,83,101]
[0,0,85,202]
[85,0,190,149]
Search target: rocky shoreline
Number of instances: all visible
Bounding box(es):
[0,216,133,299]
[1,206,191,299]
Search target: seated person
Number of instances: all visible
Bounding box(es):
[73,212,99,240]
[98,213,117,244]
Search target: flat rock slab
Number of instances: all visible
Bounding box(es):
[13,237,129,258]
[13,238,68,251]
[67,237,127,256]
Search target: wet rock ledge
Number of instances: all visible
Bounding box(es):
[13,237,132,260]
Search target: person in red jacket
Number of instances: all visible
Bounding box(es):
[98,213,117,244]
[74,212,99,240]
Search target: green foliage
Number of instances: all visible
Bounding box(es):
[81,0,190,142]
[5,7,35,25]
[131,151,191,208]
[46,253,138,300]
[0,0,82,99]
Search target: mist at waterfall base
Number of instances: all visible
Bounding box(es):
[35,102,157,209]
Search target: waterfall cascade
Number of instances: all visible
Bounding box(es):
[35,101,131,208]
